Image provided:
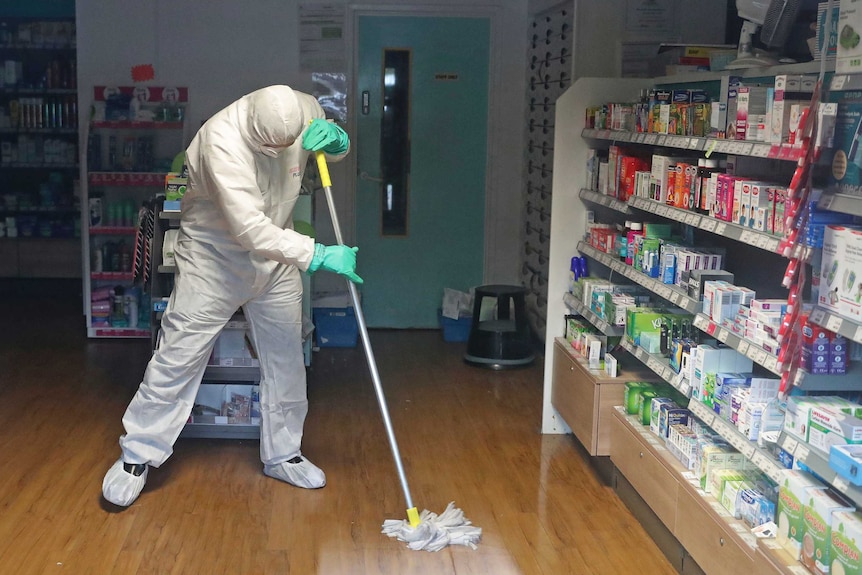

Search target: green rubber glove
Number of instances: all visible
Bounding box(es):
[302,118,349,154]
[308,244,363,284]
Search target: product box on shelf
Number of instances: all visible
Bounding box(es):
[800,488,856,574]
[808,406,862,453]
[828,93,862,197]
[830,511,862,575]
[819,225,862,320]
[830,444,862,487]
[776,469,829,560]
[838,0,862,75]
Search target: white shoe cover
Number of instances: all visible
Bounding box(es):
[102,459,148,506]
[264,457,326,489]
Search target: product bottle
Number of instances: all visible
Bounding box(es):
[695,158,720,215]
[91,243,102,273]
[111,286,127,327]
[118,240,131,273]
[626,222,642,266]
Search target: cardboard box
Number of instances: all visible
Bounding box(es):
[830,511,862,575]
[800,489,855,574]
[776,470,829,559]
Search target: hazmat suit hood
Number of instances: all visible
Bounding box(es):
[242,86,304,154]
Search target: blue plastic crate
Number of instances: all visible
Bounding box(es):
[313,307,358,348]
[438,309,472,342]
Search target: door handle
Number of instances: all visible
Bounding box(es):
[360,171,384,183]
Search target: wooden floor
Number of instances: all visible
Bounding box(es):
[0,280,676,575]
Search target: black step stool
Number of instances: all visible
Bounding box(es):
[464,284,534,369]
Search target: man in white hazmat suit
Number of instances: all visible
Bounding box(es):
[102,85,360,507]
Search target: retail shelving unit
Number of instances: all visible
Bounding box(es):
[0,17,80,278]
[81,86,187,338]
[149,199,261,440]
[543,66,860,573]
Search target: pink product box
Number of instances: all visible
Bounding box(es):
[751,299,787,313]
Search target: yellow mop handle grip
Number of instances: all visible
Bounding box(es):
[407,507,421,528]
[315,151,332,188]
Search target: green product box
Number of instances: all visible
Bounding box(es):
[800,488,855,574]
[625,382,651,415]
[831,511,862,575]
[626,308,666,344]
[776,470,828,560]
[165,176,187,201]
[638,390,659,425]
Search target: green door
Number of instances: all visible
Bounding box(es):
[356,15,489,328]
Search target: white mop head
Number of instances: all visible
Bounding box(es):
[381,502,482,552]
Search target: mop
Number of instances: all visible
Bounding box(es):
[314,151,482,552]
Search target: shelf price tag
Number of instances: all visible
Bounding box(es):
[715,222,727,236]
[679,381,691,397]
[834,476,851,493]
[827,315,843,333]
[795,444,810,462]
[716,328,729,343]
[751,451,771,473]
[765,356,779,373]
[688,138,700,150]
[782,435,798,454]
[810,308,826,324]
[741,143,754,156]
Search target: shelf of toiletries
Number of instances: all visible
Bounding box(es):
[808,306,862,346]
[686,399,784,484]
[577,241,702,313]
[87,172,170,187]
[581,188,785,255]
[563,292,625,337]
[579,188,632,214]
[87,326,149,339]
[692,313,862,391]
[776,432,862,506]
[618,338,688,395]
[581,129,806,162]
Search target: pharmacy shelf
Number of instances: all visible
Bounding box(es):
[577,241,702,313]
[202,365,261,382]
[691,312,862,390]
[90,121,184,130]
[692,313,782,376]
[578,188,631,214]
[655,60,826,87]
[159,210,182,221]
[688,398,784,485]
[809,306,862,345]
[627,196,783,255]
[180,423,259,439]
[88,172,169,187]
[90,272,134,281]
[618,338,690,396]
[89,226,137,235]
[614,407,761,553]
[777,432,862,507]
[818,192,862,218]
[87,326,149,339]
[581,129,806,162]
[756,538,813,575]
[562,292,625,336]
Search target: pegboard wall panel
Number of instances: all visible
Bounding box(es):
[523,1,573,342]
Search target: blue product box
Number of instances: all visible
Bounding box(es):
[313,307,358,348]
[830,444,862,486]
[438,309,472,342]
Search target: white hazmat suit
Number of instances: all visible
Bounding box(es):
[103,86,350,506]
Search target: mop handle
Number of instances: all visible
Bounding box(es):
[315,152,418,522]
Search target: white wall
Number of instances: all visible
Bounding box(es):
[76,0,530,294]
[573,0,729,79]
